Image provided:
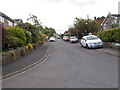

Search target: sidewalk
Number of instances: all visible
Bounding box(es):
[95,48,119,57]
[2,43,49,76]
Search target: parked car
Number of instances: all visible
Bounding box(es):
[49,37,56,42]
[63,36,70,42]
[80,35,103,49]
[56,36,61,39]
[70,36,78,43]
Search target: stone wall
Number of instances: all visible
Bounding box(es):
[2,42,43,65]
[103,42,120,50]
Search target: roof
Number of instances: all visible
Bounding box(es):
[101,13,118,25]
[111,14,120,17]
[14,19,22,21]
[14,19,23,23]
[95,16,105,25]
[0,12,14,22]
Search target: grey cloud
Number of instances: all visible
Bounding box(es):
[36,0,64,3]
[69,0,98,7]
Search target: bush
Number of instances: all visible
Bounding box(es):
[24,30,32,44]
[5,26,26,48]
[6,35,24,49]
[98,28,120,43]
[6,26,26,44]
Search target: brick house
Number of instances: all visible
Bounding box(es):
[14,19,23,26]
[101,13,120,30]
[0,12,15,50]
[0,12,14,28]
[95,13,120,31]
[94,16,105,31]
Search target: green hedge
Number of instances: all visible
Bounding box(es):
[24,30,32,44]
[98,28,120,43]
[5,26,26,48]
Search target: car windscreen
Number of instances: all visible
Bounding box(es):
[50,37,55,39]
[64,36,69,38]
[70,36,76,39]
[86,36,99,40]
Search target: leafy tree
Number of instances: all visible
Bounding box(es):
[74,18,99,35]
[42,27,56,37]
[27,14,43,31]
[67,17,100,38]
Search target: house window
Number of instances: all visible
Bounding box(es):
[0,16,4,22]
[8,20,13,26]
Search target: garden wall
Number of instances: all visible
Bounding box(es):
[103,42,120,50]
[2,42,44,65]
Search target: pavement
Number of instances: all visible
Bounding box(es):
[95,47,119,57]
[2,43,49,76]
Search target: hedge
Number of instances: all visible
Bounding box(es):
[98,28,120,43]
[6,35,25,48]
[5,26,26,49]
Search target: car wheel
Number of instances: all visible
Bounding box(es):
[81,44,83,47]
[86,44,89,49]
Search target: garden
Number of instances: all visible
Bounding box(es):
[2,14,56,65]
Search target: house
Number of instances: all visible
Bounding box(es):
[0,12,14,28]
[0,12,15,49]
[101,13,120,30]
[94,16,105,31]
[0,12,24,49]
[14,19,23,26]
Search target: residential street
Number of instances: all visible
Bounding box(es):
[3,39,118,88]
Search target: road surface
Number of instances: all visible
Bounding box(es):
[3,39,118,88]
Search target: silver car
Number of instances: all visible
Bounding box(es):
[49,37,56,42]
[80,35,103,48]
[70,36,78,43]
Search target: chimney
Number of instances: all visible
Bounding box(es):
[94,17,96,20]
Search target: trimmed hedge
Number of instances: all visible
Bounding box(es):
[98,28,120,43]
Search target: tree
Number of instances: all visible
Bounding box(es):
[74,18,99,35]
[68,17,100,38]
[27,14,43,32]
[42,27,56,37]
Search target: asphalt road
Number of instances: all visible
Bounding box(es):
[3,39,118,88]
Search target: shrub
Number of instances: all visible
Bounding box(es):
[6,26,26,44]
[25,46,29,50]
[112,29,120,42]
[27,43,33,50]
[5,26,26,48]
[9,50,16,61]
[24,30,32,44]
[98,28,120,43]
[18,47,25,56]
[6,35,25,49]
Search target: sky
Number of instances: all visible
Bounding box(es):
[0,0,120,34]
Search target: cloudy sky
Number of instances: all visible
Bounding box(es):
[0,0,119,34]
